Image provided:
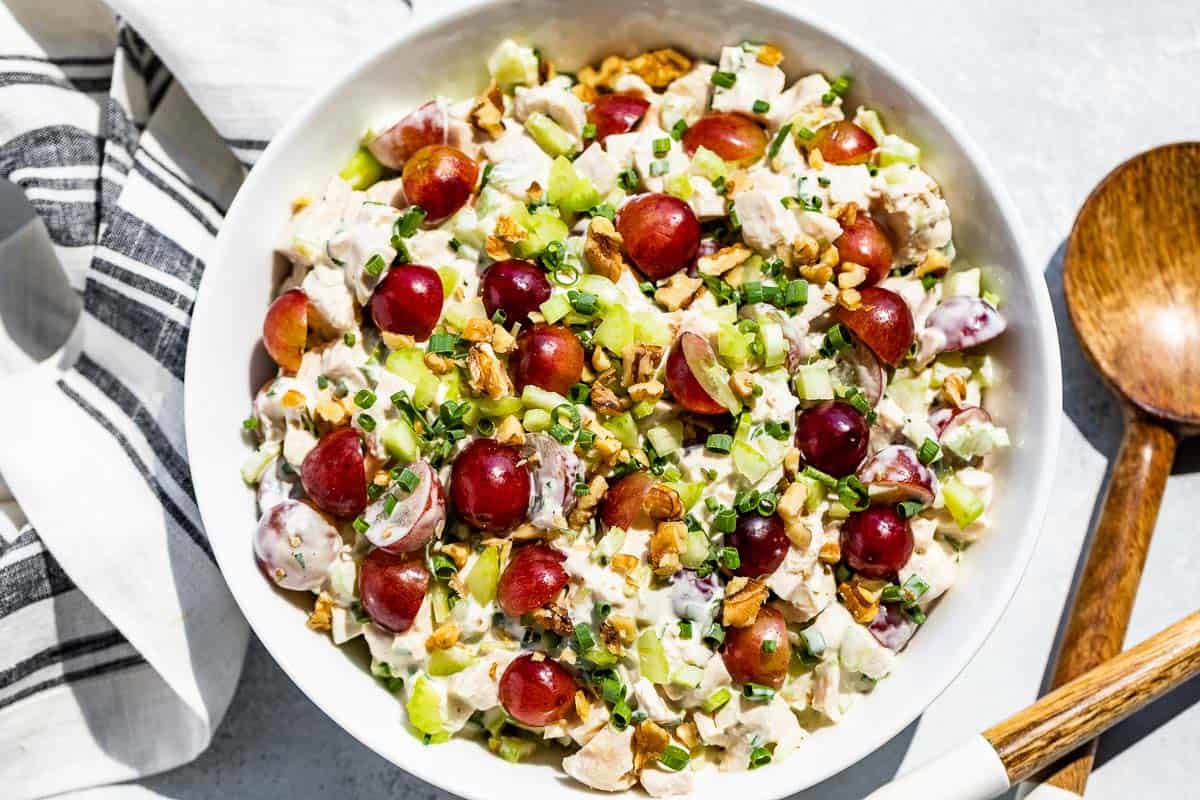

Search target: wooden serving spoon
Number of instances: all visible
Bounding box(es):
[864,610,1200,799]
[1024,142,1200,797]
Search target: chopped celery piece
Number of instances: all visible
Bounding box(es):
[974,355,998,388]
[496,735,537,763]
[523,408,552,432]
[732,440,772,483]
[669,481,704,512]
[632,400,657,419]
[594,304,634,356]
[887,377,928,416]
[665,171,693,200]
[240,441,280,485]
[794,364,834,400]
[444,297,487,330]
[480,706,506,736]
[646,421,684,456]
[577,274,621,309]
[877,134,920,166]
[902,417,940,450]
[406,675,448,740]
[511,207,569,258]
[637,629,670,684]
[943,476,985,529]
[944,267,981,298]
[797,475,826,513]
[339,146,383,190]
[521,384,570,412]
[704,304,738,326]
[854,106,887,141]
[942,421,1010,460]
[701,687,732,713]
[690,145,730,182]
[466,546,501,604]
[717,322,753,369]
[593,527,627,561]
[583,646,618,667]
[447,206,487,250]
[539,292,571,324]
[380,418,420,463]
[385,349,439,409]
[477,396,524,418]
[827,501,851,520]
[428,646,475,676]
[547,156,600,213]
[525,112,576,158]
[633,311,672,348]
[680,528,710,569]
[437,266,459,297]
[669,663,704,688]
[758,322,786,368]
[430,582,451,624]
[487,39,539,90]
[604,411,640,451]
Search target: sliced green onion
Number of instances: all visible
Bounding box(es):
[768,123,792,159]
[659,745,691,771]
[396,467,419,493]
[354,389,377,409]
[353,516,369,534]
[703,622,725,647]
[802,464,837,488]
[394,205,427,239]
[714,509,737,535]
[749,746,773,769]
[761,638,777,654]
[752,99,770,114]
[718,545,740,569]
[574,623,596,652]
[649,158,669,177]
[431,553,457,579]
[897,499,924,519]
[706,433,733,454]
[670,119,688,140]
[343,332,357,347]
[917,437,941,465]
[427,332,459,354]
[701,687,731,713]
[652,137,671,158]
[742,682,775,702]
[357,413,376,432]
[582,122,597,139]
[711,70,737,89]
[363,253,386,277]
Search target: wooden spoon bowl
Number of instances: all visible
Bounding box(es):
[1032,142,1200,796]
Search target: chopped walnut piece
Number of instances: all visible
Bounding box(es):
[820,242,841,270]
[439,542,471,569]
[381,331,416,351]
[776,482,813,549]
[578,55,628,91]
[466,342,513,399]
[611,553,639,574]
[831,201,859,227]
[675,721,699,749]
[462,317,495,343]
[628,48,692,88]
[599,620,624,654]
[485,235,512,261]
[838,287,863,310]
[838,262,868,289]
[793,233,820,266]
[495,414,526,446]
[622,344,664,387]
[729,369,754,401]
[633,720,673,772]
[800,261,835,285]
[315,399,347,425]
[839,577,888,624]
[584,216,626,281]
[306,591,334,631]
[510,523,554,541]
[495,215,528,243]
[426,620,461,651]
[643,484,684,520]
[568,475,607,529]
[491,325,515,354]
[650,520,686,576]
[698,243,752,276]
[592,347,613,372]
[722,577,768,627]
[783,446,801,478]
[818,541,842,565]
[589,381,625,418]
[470,80,506,139]
[915,249,951,278]
[607,614,637,645]
[531,605,575,637]
[291,195,313,214]
[654,272,703,311]
[628,380,664,403]
[424,351,456,374]
[942,373,967,407]
[808,147,826,170]
[572,82,599,103]
[756,43,785,66]
[575,690,592,721]
[527,181,545,205]
[592,429,624,464]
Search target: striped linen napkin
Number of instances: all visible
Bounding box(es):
[0,1,420,796]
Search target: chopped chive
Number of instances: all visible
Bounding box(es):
[802,464,837,488]
[714,509,737,534]
[706,433,733,453]
[574,623,596,652]
[761,638,778,654]
[711,71,737,89]
[678,620,693,639]
[343,332,357,347]
[818,322,852,357]
[393,205,427,239]
[476,417,496,436]
[567,289,599,315]
[611,698,632,730]
[652,137,671,158]
[670,119,688,140]
[659,745,690,771]
[718,545,740,569]
[749,746,773,769]
[752,99,770,114]
[836,475,869,512]
[701,687,731,713]
[396,467,419,493]
[703,622,725,647]
[449,237,462,252]
[921,274,939,290]
[242,416,259,430]
[316,374,330,390]
[548,423,574,444]
[354,388,377,409]
[480,163,494,190]
[432,553,457,579]
[918,437,941,465]
[427,332,459,354]
[649,158,670,177]
[796,126,815,141]
[768,123,792,159]
[357,413,376,432]
[618,168,639,191]
[363,253,386,277]
[742,682,775,702]
[352,516,369,534]
[573,481,590,497]
[382,494,398,516]
[367,483,385,502]
[639,280,655,296]
[582,122,597,139]
[590,203,616,220]
[818,176,831,187]
[897,500,924,519]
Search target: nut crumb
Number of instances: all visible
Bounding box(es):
[643,484,684,520]
[584,216,626,281]
[722,577,768,627]
[306,592,334,631]
[756,43,784,66]
[424,351,456,375]
[426,621,460,651]
[654,272,703,311]
[495,414,526,446]
[628,48,692,88]
[698,243,752,276]
[462,317,495,343]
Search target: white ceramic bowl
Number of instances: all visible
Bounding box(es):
[186,1,1062,797]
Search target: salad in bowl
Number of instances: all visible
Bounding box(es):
[242,36,1011,796]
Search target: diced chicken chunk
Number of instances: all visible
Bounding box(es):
[573,142,620,196]
[640,764,695,797]
[562,725,637,791]
[483,120,553,200]
[712,46,785,118]
[872,166,953,265]
[514,76,589,142]
[661,64,716,130]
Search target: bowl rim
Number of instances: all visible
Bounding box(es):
[186,0,1063,796]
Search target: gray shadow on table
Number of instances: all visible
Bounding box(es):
[1028,241,1200,785]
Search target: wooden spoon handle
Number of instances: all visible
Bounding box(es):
[1028,414,1177,795]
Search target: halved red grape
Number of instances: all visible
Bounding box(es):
[369,264,444,341]
[721,605,792,689]
[359,548,429,633]
[525,433,584,530]
[840,505,914,579]
[836,215,894,286]
[262,289,308,373]
[480,259,552,327]
[616,193,701,280]
[254,500,342,592]
[449,438,531,532]
[599,470,655,530]
[924,297,1007,353]
[497,543,569,616]
[868,604,919,651]
[857,445,936,505]
[728,512,788,577]
[368,100,446,169]
[930,405,993,441]
[794,401,869,478]
[587,94,650,143]
[401,144,479,223]
[682,113,767,165]
[300,428,368,518]
[831,340,885,407]
[809,121,877,165]
[510,323,584,395]
[664,333,728,415]
[499,653,577,726]
[833,286,915,367]
[363,460,446,553]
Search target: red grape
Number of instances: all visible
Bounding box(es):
[499,653,577,726]
[830,340,885,407]
[254,500,342,592]
[868,603,919,651]
[449,438,531,532]
[721,605,791,689]
[682,113,767,165]
[616,193,701,280]
[664,334,727,415]
[857,445,936,505]
[930,405,993,441]
[587,94,650,143]
[510,324,584,395]
[809,121,877,165]
[480,259,552,327]
[300,428,367,518]
[833,286,915,367]
[924,297,1007,353]
[497,543,569,616]
[367,100,446,169]
[401,144,479,223]
[364,460,447,553]
[794,401,869,478]
[369,264,444,341]
[728,512,789,577]
[598,470,655,530]
[840,505,914,579]
[836,215,894,286]
[262,289,308,373]
[359,548,430,633]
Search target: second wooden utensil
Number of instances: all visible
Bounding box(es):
[864,610,1200,799]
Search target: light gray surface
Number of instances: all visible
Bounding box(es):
[39,0,1200,797]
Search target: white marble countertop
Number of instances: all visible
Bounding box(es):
[88,1,1200,797]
